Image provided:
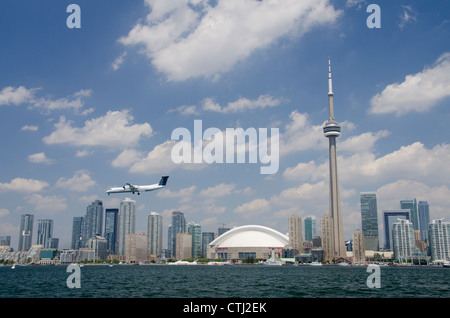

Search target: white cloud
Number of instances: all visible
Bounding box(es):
[345,0,366,9]
[25,194,67,213]
[0,177,49,192]
[20,125,39,132]
[0,86,93,114]
[55,170,96,192]
[284,141,450,186]
[43,110,153,149]
[398,5,417,30]
[339,130,390,153]
[112,51,127,71]
[168,94,282,115]
[28,152,54,165]
[156,185,197,203]
[234,198,270,217]
[0,208,10,218]
[199,183,236,198]
[202,95,281,113]
[127,140,207,174]
[279,110,327,156]
[376,180,450,220]
[0,86,36,106]
[119,0,341,81]
[111,149,143,168]
[167,104,199,116]
[75,149,93,157]
[369,52,450,116]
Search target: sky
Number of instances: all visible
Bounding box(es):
[1,0,450,250]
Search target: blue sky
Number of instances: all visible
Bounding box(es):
[1,0,450,250]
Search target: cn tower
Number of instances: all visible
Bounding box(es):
[323,57,346,259]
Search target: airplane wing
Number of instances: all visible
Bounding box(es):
[125,183,138,191]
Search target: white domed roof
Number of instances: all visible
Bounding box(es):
[209,225,289,248]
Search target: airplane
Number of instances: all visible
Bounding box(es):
[106,176,169,195]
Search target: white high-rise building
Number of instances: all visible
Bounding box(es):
[392,219,416,261]
[428,219,450,261]
[117,198,136,256]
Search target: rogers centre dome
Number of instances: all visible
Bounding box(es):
[207,225,289,260]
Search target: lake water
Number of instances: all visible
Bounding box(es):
[1,264,449,299]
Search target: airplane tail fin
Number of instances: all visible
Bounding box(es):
[159,176,169,186]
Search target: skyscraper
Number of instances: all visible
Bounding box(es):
[288,214,303,254]
[188,222,202,259]
[104,208,119,255]
[36,219,53,248]
[383,209,410,250]
[352,229,365,263]
[117,198,136,256]
[18,214,34,251]
[202,232,215,258]
[148,211,163,257]
[71,216,83,250]
[321,213,332,261]
[360,192,379,251]
[323,57,346,259]
[392,219,416,261]
[428,219,450,261]
[304,216,316,242]
[418,201,430,242]
[169,211,186,258]
[400,199,418,231]
[81,200,103,248]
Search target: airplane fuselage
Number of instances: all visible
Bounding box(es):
[106,176,169,195]
[106,185,164,195]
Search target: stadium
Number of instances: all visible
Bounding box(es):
[206,225,289,261]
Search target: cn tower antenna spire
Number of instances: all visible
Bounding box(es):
[327,56,335,122]
[328,56,333,96]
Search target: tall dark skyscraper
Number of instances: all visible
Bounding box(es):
[148,211,163,258]
[400,199,418,231]
[323,57,346,259]
[18,214,34,251]
[418,201,430,242]
[360,193,379,251]
[81,200,103,248]
[71,216,83,249]
[104,208,119,254]
[36,219,53,248]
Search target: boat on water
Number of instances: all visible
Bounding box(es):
[308,261,322,266]
[443,261,450,268]
[168,260,199,265]
[262,249,283,266]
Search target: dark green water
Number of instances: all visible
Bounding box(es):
[1,265,449,298]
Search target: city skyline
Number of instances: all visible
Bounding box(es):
[1,1,450,250]
[6,194,439,256]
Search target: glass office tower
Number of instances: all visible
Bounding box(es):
[18,214,34,251]
[104,208,119,255]
[360,193,379,251]
[418,201,430,242]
